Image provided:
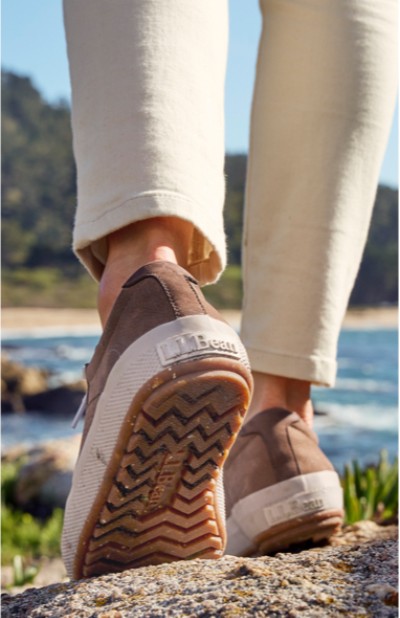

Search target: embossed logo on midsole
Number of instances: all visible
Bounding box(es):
[263,495,325,527]
[157,332,240,366]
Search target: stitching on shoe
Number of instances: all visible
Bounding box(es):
[153,276,182,318]
[286,425,302,477]
[187,279,206,315]
[124,270,182,318]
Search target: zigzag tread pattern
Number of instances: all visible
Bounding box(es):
[82,370,250,577]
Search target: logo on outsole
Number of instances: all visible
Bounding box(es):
[147,449,186,511]
[157,332,241,365]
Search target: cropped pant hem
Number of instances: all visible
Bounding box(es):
[245,346,337,387]
[73,192,226,284]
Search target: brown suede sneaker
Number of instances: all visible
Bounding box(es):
[224,408,343,556]
[62,262,252,579]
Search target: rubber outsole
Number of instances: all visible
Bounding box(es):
[256,509,344,555]
[73,361,251,578]
[226,509,343,557]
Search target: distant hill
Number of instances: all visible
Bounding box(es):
[2,70,76,271]
[2,70,398,307]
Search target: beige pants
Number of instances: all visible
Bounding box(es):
[63,0,397,387]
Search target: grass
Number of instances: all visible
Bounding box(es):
[2,267,98,308]
[203,265,243,310]
[2,265,244,310]
[1,461,63,566]
[342,450,398,525]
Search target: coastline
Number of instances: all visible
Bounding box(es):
[2,306,398,336]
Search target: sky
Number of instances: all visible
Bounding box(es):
[2,0,398,188]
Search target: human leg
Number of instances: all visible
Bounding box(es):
[225,0,397,555]
[241,0,397,393]
[62,0,253,578]
[98,217,194,325]
[63,0,228,287]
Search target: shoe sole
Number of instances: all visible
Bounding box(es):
[256,509,343,554]
[226,471,344,556]
[62,316,252,579]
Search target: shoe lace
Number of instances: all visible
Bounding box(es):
[71,393,87,428]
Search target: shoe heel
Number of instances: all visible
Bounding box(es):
[227,471,344,556]
[79,363,251,577]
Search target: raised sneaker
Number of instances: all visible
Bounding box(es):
[224,408,344,556]
[62,261,252,579]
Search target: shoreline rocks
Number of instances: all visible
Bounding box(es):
[1,356,85,416]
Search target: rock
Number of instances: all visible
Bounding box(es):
[1,355,86,415]
[1,523,397,617]
[330,519,398,545]
[23,382,86,416]
[1,357,48,413]
[2,436,80,515]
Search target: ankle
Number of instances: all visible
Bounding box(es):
[246,372,314,429]
[98,217,193,326]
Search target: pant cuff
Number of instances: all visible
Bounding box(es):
[245,346,337,387]
[73,192,226,285]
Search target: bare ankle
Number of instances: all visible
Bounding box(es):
[98,217,194,326]
[246,372,314,429]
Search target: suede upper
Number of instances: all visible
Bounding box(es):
[81,261,226,446]
[224,408,335,516]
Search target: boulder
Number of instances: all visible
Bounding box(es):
[1,522,397,617]
[2,436,80,515]
[1,357,48,413]
[23,383,86,416]
[1,355,86,415]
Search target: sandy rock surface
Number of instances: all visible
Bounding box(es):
[2,522,397,617]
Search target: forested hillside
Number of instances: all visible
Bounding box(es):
[2,70,398,308]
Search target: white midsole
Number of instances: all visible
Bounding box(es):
[61,315,250,577]
[225,471,343,556]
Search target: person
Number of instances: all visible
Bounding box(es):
[61,0,397,579]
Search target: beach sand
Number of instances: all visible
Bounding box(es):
[2,306,397,334]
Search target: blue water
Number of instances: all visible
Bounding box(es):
[2,328,398,473]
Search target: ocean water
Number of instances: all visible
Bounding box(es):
[2,327,398,473]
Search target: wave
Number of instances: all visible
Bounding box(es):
[334,377,397,394]
[2,325,101,340]
[55,345,95,361]
[314,403,398,432]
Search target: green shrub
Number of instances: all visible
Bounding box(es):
[342,450,398,525]
[1,461,22,504]
[1,504,63,565]
[1,459,63,565]
[2,267,98,308]
[203,265,243,309]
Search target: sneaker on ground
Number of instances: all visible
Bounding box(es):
[62,261,252,579]
[224,408,344,556]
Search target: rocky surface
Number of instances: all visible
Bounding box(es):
[2,522,397,617]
